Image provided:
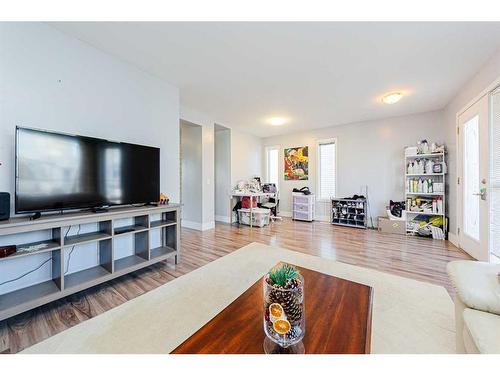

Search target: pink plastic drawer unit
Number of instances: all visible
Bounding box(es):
[292,192,315,222]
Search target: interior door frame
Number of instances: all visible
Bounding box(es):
[455,76,500,258]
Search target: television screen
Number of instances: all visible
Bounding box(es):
[15,127,160,213]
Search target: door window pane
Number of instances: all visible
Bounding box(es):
[463,115,480,241]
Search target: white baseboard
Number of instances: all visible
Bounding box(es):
[277,211,329,222]
[448,232,459,248]
[182,220,215,231]
[202,221,215,231]
[314,215,330,222]
[181,220,202,230]
[215,215,231,223]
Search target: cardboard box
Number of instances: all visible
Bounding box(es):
[378,217,406,235]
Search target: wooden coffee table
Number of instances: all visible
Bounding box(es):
[172,265,373,354]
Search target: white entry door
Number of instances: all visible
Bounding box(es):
[457,95,489,261]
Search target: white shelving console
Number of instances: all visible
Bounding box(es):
[0,204,180,321]
[404,152,447,238]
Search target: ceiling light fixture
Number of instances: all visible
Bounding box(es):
[269,117,287,126]
[382,92,403,104]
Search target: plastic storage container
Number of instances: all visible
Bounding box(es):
[238,208,270,227]
[292,193,315,222]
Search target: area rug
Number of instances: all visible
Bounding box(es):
[22,242,456,354]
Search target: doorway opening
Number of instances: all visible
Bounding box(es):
[214,124,231,223]
[180,120,203,229]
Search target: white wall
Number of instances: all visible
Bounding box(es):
[231,129,263,186]
[0,23,180,294]
[263,111,445,222]
[180,121,203,225]
[178,107,263,225]
[443,48,500,236]
[215,126,231,222]
[180,106,215,230]
[0,23,180,207]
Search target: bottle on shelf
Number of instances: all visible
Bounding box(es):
[421,140,429,154]
[425,159,434,174]
[407,162,414,174]
[437,197,443,214]
[414,160,421,174]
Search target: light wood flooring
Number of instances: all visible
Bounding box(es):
[0,219,471,354]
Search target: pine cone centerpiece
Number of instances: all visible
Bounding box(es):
[267,264,303,325]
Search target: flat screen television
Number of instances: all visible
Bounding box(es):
[15,127,160,214]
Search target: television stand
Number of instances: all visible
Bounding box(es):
[0,204,180,321]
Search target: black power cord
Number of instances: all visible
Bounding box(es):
[64,224,81,275]
[0,257,53,287]
[0,224,80,287]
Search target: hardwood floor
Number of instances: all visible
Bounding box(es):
[0,219,471,354]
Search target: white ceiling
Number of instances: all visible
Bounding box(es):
[51,22,500,137]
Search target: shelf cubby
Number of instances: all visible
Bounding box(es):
[113,224,148,236]
[0,246,63,317]
[114,215,149,236]
[0,279,61,316]
[63,221,112,247]
[1,227,62,262]
[150,245,176,260]
[64,265,111,290]
[7,239,61,260]
[150,220,177,229]
[150,210,177,229]
[64,232,111,246]
[114,254,147,273]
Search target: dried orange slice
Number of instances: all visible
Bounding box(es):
[273,319,291,335]
[269,303,284,319]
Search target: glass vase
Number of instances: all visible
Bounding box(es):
[263,272,305,351]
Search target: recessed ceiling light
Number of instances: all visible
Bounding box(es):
[382,92,403,104]
[269,117,287,126]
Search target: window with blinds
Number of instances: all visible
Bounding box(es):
[490,88,500,259]
[266,146,279,186]
[317,139,337,200]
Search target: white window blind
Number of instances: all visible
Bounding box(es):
[318,140,336,200]
[266,147,279,185]
[490,88,500,259]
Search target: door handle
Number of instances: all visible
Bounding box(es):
[473,188,487,200]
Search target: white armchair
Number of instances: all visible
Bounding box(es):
[447,260,500,354]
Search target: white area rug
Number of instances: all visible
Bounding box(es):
[22,242,456,354]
